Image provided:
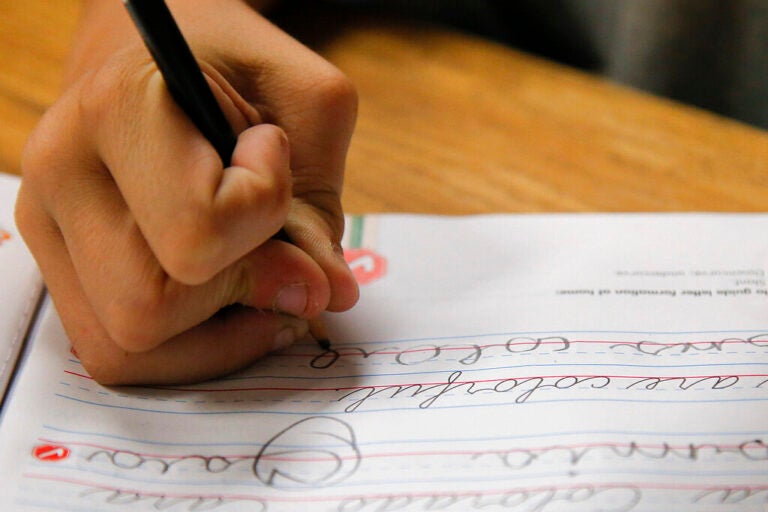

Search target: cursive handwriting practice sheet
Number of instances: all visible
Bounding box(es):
[0,213,767,511]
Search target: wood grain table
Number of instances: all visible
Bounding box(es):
[2,1,767,215]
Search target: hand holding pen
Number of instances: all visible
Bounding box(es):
[16,0,359,385]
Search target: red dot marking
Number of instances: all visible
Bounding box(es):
[32,444,70,462]
[344,248,387,285]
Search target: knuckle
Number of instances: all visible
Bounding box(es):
[77,50,152,124]
[11,187,57,256]
[309,66,358,124]
[76,64,128,129]
[79,351,129,386]
[152,211,223,284]
[21,122,56,182]
[21,103,73,192]
[69,328,143,386]
[78,346,141,386]
[13,187,36,240]
[100,288,170,352]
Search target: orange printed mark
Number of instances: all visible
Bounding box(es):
[32,444,71,462]
[0,229,10,246]
[344,248,387,285]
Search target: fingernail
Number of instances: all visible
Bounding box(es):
[272,317,310,352]
[274,284,308,316]
[272,328,297,352]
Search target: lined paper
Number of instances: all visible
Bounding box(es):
[1,213,767,511]
[0,174,43,407]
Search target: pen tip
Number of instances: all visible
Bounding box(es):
[316,337,331,351]
[308,317,331,351]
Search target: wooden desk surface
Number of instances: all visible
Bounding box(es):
[2,1,767,214]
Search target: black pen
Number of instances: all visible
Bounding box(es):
[122,0,331,351]
[122,0,236,165]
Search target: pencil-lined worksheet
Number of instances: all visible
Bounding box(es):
[1,213,767,511]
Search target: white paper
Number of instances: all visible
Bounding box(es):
[1,213,767,511]
[0,173,43,406]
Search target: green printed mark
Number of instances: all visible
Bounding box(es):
[348,215,364,249]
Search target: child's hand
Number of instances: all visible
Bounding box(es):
[14,0,359,385]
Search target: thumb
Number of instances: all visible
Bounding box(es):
[169,123,293,285]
